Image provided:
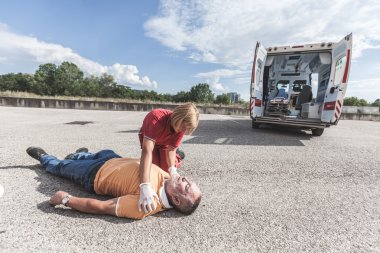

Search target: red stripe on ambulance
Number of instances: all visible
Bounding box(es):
[342,49,351,83]
[335,100,342,117]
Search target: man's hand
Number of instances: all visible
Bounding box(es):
[49,191,69,205]
[138,183,159,213]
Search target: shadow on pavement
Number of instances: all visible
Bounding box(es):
[0,165,35,169]
[1,164,135,223]
[184,119,312,146]
[152,209,185,219]
[117,130,139,133]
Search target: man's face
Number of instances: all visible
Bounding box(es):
[167,174,200,201]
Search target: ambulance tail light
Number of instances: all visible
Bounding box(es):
[255,99,262,107]
[324,101,336,110]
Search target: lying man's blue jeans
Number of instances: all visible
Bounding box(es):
[40,149,121,193]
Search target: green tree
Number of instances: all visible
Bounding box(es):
[157,93,173,102]
[173,91,190,102]
[55,62,84,96]
[0,73,35,92]
[15,73,35,92]
[371,99,380,107]
[358,98,368,106]
[189,83,214,103]
[98,73,117,87]
[215,94,231,105]
[34,63,57,95]
[80,76,101,97]
[344,97,368,106]
[0,73,17,91]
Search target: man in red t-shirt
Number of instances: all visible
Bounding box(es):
[137,103,199,214]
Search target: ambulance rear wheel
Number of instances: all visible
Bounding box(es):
[312,128,324,136]
[252,122,260,129]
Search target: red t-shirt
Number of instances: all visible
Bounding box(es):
[139,109,184,148]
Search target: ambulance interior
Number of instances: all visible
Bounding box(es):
[263,52,331,120]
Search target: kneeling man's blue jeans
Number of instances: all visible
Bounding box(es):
[40,149,121,193]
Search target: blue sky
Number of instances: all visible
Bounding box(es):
[0,0,380,102]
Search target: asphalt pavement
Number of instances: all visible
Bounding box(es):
[0,106,379,252]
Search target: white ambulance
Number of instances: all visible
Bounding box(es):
[250,34,352,136]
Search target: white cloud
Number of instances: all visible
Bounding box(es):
[106,64,157,88]
[348,79,380,89]
[0,23,158,88]
[208,76,226,92]
[195,68,248,92]
[195,68,245,78]
[143,0,193,51]
[346,79,380,102]
[146,0,380,66]
[145,0,380,94]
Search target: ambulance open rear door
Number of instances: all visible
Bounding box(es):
[250,42,267,119]
[321,34,353,124]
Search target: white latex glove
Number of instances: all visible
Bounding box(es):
[138,183,159,213]
[169,166,179,176]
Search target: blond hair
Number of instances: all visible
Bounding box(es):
[171,103,199,135]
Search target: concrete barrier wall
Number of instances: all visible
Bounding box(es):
[1,96,379,120]
[0,96,249,116]
[340,113,380,121]
[342,106,380,114]
[341,106,380,121]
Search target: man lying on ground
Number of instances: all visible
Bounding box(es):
[26,147,202,220]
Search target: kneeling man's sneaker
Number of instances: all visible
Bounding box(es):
[26,147,48,161]
[64,147,88,160]
[176,149,185,160]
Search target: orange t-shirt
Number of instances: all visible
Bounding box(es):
[93,158,170,219]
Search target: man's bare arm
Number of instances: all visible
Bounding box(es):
[49,191,117,216]
[167,147,177,168]
[138,138,160,213]
[140,138,155,183]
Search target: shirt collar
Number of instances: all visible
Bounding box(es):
[159,185,173,209]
